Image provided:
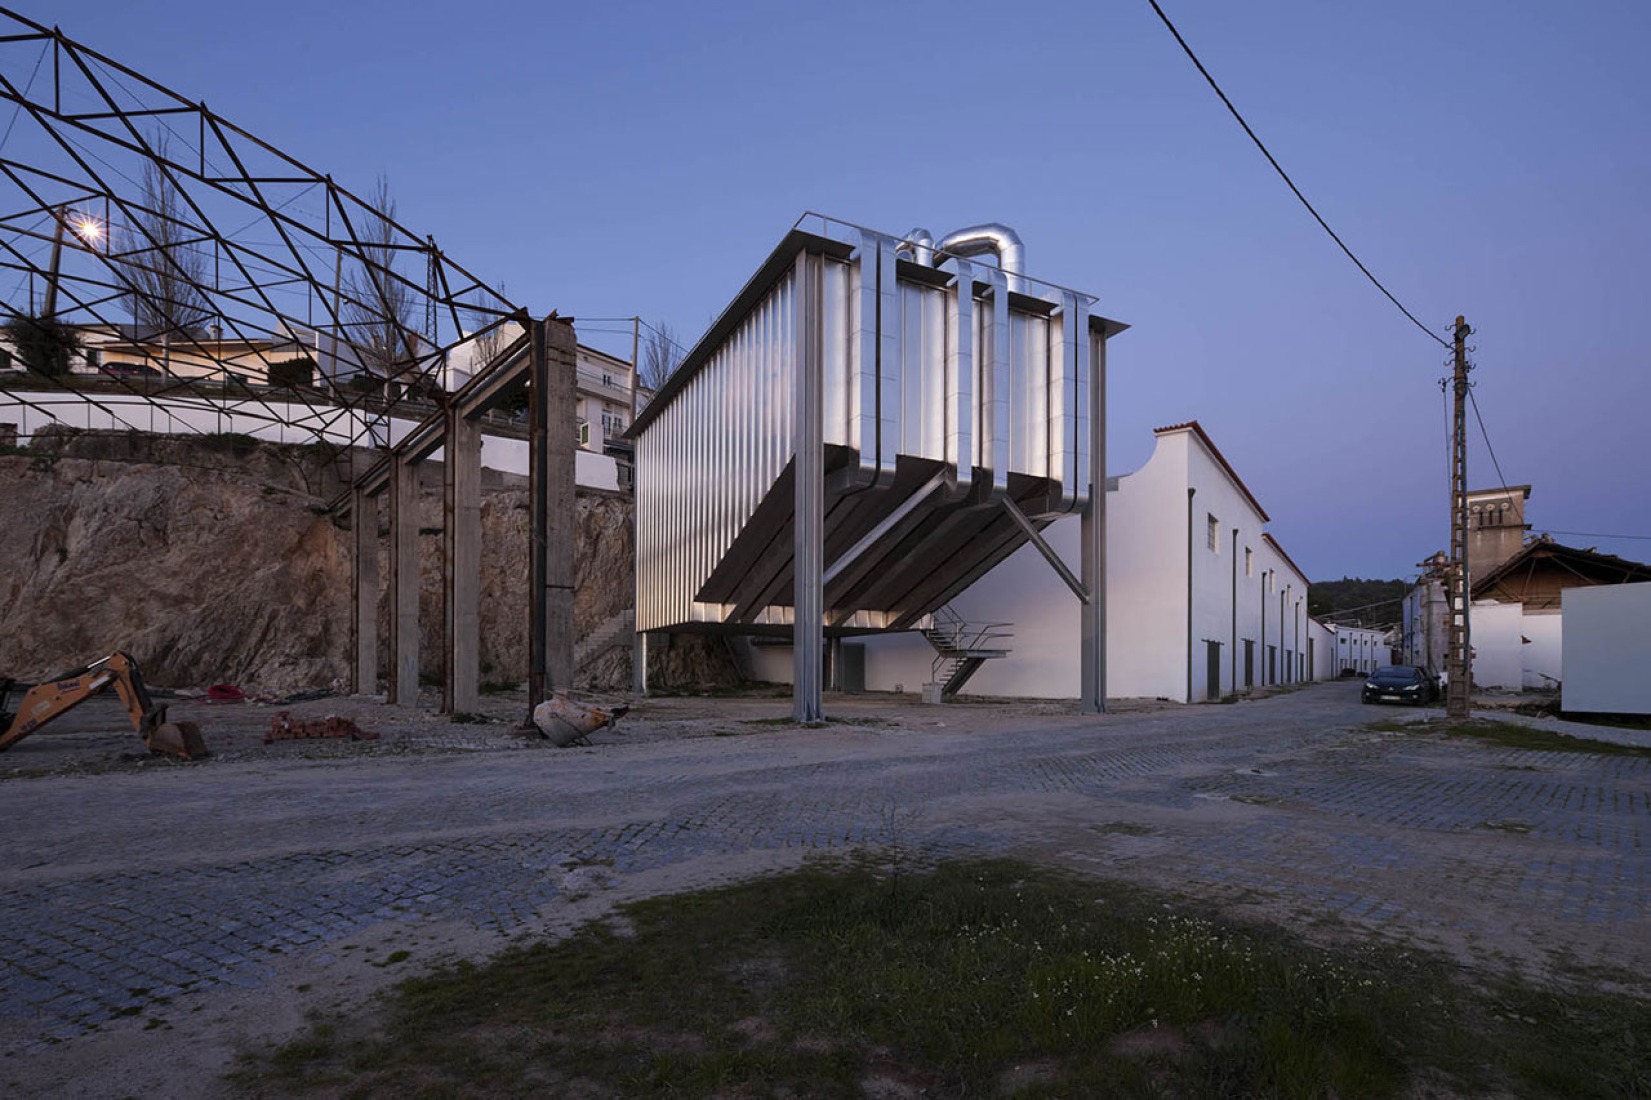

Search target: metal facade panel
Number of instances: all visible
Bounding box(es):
[635,268,795,631]
[898,280,949,461]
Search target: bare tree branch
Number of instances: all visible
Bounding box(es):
[639,321,682,392]
[341,176,416,385]
[124,131,211,338]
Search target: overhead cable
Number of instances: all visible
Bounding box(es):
[1145,0,1449,349]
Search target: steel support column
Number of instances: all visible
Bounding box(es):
[388,456,421,707]
[1079,330,1107,714]
[352,488,378,695]
[443,407,481,713]
[792,251,825,723]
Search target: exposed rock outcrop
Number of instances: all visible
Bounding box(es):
[0,429,741,694]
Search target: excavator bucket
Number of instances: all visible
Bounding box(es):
[146,721,207,761]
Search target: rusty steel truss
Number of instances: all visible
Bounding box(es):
[0,9,579,718]
[0,7,518,448]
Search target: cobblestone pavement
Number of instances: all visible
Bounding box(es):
[2,681,1647,1081]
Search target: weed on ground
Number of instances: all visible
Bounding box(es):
[1433,719,1651,758]
[233,857,1650,1098]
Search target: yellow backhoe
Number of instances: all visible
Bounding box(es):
[0,652,207,760]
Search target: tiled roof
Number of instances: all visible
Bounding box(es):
[1262,531,1311,586]
[1153,420,1270,523]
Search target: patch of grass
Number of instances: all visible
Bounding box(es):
[1433,719,1651,758]
[231,857,1651,1098]
[479,679,520,695]
[448,712,489,725]
[1090,821,1156,836]
[1363,718,1423,734]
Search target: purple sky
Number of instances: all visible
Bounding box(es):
[38,0,1651,581]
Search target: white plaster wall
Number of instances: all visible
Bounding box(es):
[1103,432,1192,699]
[0,392,622,490]
[1257,541,1310,685]
[1187,438,1273,701]
[858,631,942,694]
[1331,625,1386,675]
[1308,619,1335,681]
[1471,601,1524,689]
[1521,611,1562,690]
[1562,584,1651,714]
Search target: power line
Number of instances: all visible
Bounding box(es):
[1145,0,1448,349]
[1542,529,1651,543]
[0,39,46,156]
[1466,386,1512,497]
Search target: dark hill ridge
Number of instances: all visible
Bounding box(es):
[1308,577,1406,627]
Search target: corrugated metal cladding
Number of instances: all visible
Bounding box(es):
[634,217,1110,634]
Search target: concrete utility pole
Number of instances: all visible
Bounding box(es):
[1445,316,1473,719]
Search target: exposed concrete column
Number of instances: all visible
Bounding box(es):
[529,315,577,708]
[443,408,482,713]
[792,251,824,723]
[1079,329,1107,714]
[352,488,379,695]
[388,455,421,707]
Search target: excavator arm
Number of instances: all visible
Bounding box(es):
[0,652,206,760]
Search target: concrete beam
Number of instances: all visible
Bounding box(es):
[443,408,481,713]
[530,316,577,707]
[352,487,378,695]
[388,455,422,707]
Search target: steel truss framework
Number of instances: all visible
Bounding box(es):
[0,7,518,448]
[0,9,578,716]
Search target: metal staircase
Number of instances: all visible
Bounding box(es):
[921,605,1012,698]
[575,609,635,671]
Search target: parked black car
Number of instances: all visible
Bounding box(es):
[1361,665,1438,706]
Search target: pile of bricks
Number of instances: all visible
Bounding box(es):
[265,711,380,743]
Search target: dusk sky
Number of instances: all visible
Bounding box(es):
[43,0,1651,582]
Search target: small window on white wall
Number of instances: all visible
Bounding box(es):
[1207,514,1219,552]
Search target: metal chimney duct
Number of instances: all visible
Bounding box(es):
[932,223,1026,292]
[894,226,935,266]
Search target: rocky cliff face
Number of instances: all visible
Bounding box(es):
[0,429,740,694]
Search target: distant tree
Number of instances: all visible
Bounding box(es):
[267,356,316,389]
[341,177,417,387]
[465,282,514,375]
[3,314,81,377]
[639,321,683,392]
[124,132,212,337]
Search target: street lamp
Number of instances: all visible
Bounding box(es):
[41,205,104,320]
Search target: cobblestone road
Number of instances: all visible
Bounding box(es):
[2,682,1647,1070]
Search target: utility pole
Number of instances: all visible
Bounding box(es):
[1445,316,1473,719]
[40,209,66,319]
[628,315,640,422]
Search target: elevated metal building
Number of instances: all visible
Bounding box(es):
[630,215,1125,719]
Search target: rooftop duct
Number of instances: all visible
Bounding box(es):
[931,222,1027,293]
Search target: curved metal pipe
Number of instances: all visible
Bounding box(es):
[932,223,1025,291]
[893,226,934,266]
